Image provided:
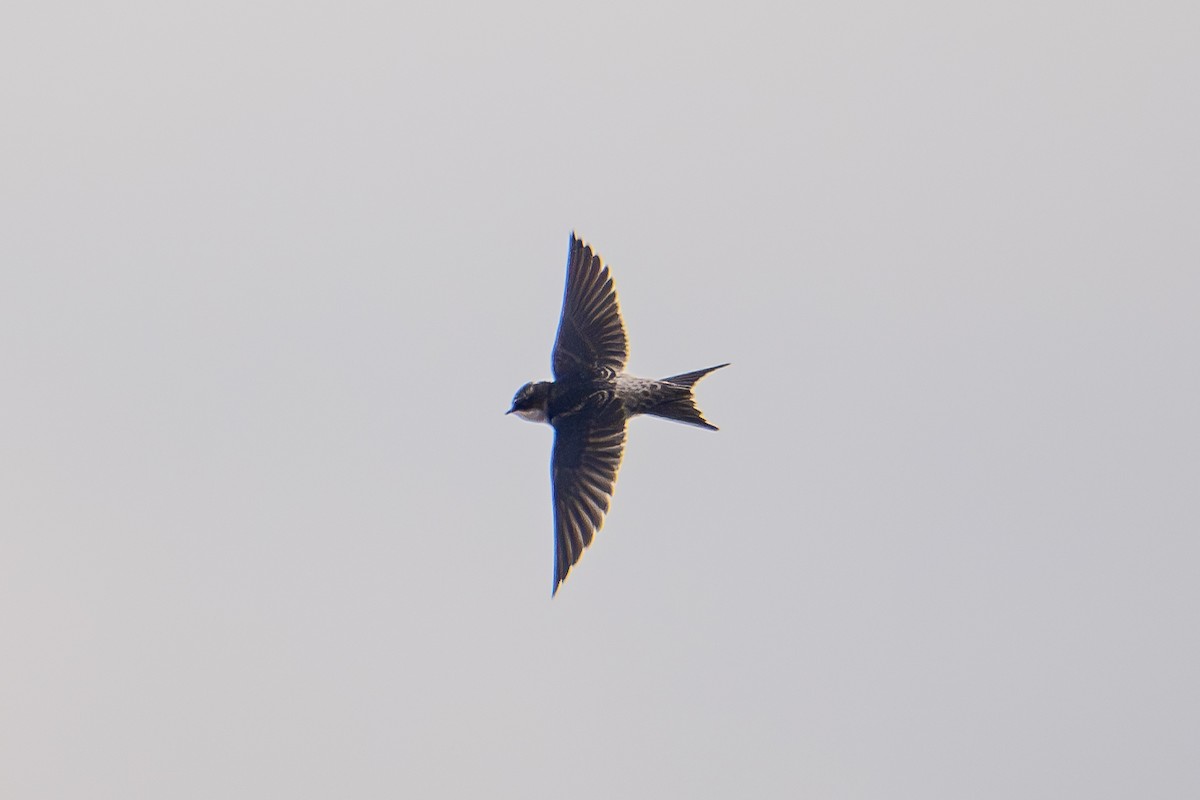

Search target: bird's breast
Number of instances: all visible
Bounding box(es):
[512,407,548,423]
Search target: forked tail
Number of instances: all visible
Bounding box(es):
[646,363,729,430]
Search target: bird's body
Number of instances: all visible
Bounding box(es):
[509,233,727,595]
[511,371,723,429]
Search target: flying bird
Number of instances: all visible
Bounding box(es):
[508,233,727,595]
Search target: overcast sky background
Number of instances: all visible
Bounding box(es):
[2,2,1198,797]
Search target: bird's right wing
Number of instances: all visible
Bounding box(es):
[551,234,628,380]
[550,395,627,594]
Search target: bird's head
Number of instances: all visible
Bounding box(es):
[507,381,551,423]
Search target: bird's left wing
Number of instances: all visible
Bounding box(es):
[550,395,627,594]
[552,233,628,380]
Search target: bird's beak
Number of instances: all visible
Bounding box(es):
[505,408,514,415]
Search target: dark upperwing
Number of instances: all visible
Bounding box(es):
[551,233,628,380]
[550,395,627,594]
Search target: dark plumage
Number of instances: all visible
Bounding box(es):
[508,234,727,595]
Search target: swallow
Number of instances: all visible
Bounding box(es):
[508,233,727,594]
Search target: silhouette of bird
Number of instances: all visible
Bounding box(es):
[508,233,727,594]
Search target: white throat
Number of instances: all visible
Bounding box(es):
[512,407,548,423]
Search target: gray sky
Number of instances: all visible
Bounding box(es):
[2,2,1197,797]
